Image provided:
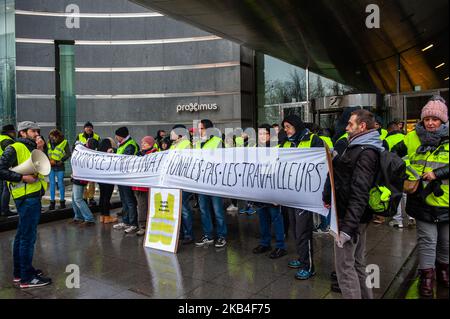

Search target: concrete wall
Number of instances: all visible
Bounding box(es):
[15,0,247,142]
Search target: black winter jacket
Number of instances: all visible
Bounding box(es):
[332,143,379,237]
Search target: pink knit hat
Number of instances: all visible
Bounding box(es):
[141,136,155,147]
[421,99,448,123]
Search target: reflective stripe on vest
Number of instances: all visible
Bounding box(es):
[47,139,68,161]
[169,139,191,150]
[7,143,47,200]
[147,193,176,245]
[280,133,315,148]
[404,130,449,208]
[319,136,333,148]
[78,133,100,144]
[385,133,405,151]
[195,136,222,149]
[117,138,138,155]
[0,134,14,156]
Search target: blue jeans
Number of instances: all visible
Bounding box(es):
[0,180,10,213]
[198,194,227,239]
[181,191,194,240]
[72,184,95,222]
[118,185,138,226]
[257,205,286,249]
[318,210,331,230]
[49,169,65,201]
[13,196,41,282]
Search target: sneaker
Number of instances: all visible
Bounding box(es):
[19,276,52,289]
[252,245,272,254]
[246,209,257,216]
[124,225,138,234]
[103,216,118,224]
[269,248,287,259]
[288,260,302,269]
[215,237,227,248]
[295,269,316,280]
[195,235,214,247]
[14,269,44,283]
[136,228,146,236]
[113,222,128,230]
[226,204,238,212]
[389,220,404,228]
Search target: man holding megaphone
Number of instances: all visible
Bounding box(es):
[0,121,52,289]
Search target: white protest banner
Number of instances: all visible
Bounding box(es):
[72,145,338,235]
[144,188,182,253]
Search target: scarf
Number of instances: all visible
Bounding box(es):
[415,122,449,154]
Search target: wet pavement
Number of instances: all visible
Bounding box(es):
[0,209,419,299]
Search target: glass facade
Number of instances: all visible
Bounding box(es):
[257,53,357,126]
[57,44,76,175]
[0,0,16,128]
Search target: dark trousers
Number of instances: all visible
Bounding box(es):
[118,185,138,226]
[13,196,41,282]
[0,180,10,214]
[99,183,114,216]
[281,206,290,237]
[288,208,314,272]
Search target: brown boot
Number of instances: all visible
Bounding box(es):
[419,268,435,298]
[103,216,118,224]
[436,262,449,288]
[99,216,105,223]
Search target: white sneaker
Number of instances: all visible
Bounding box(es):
[113,222,128,230]
[389,220,404,228]
[226,204,238,211]
[124,225,138,234]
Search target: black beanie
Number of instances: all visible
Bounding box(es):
[200,119,213,129]
[115,127,129,138]
[1,124,15,133]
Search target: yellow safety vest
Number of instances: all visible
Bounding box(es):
[337,133,349,142]
[385,132,405,152]
[380,129,388,141]
[153,143,161,152]
[235,136,245,147]
[78,133,100,144]
[148,192,176,245]
[169,139,191,150]
[279,133,316,148]
[0,134,14,156]
[404,130,449,208]
[319,136,333,149]
[47,139,68,161]
[117,138,139,155]
[194,136,223,149]
[7,143,47,200]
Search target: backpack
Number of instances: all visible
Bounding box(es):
[358,146,407,217]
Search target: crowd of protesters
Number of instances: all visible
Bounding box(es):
[0,96,447,298]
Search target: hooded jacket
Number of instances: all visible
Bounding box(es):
[280,115,324,148]
[332,130,382,237]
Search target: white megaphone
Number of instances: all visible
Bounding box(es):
[10,149,51,176]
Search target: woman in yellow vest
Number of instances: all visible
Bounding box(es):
[47,129,71,210]
[393,96,449,298]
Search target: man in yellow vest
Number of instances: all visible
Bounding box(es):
[194,119,227,248]
[0,124,16,219]
[76,122,100,206]
[47,129,71,210]
[0,121,51,288]
[170,124,195,244]
[112,126,140,234]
